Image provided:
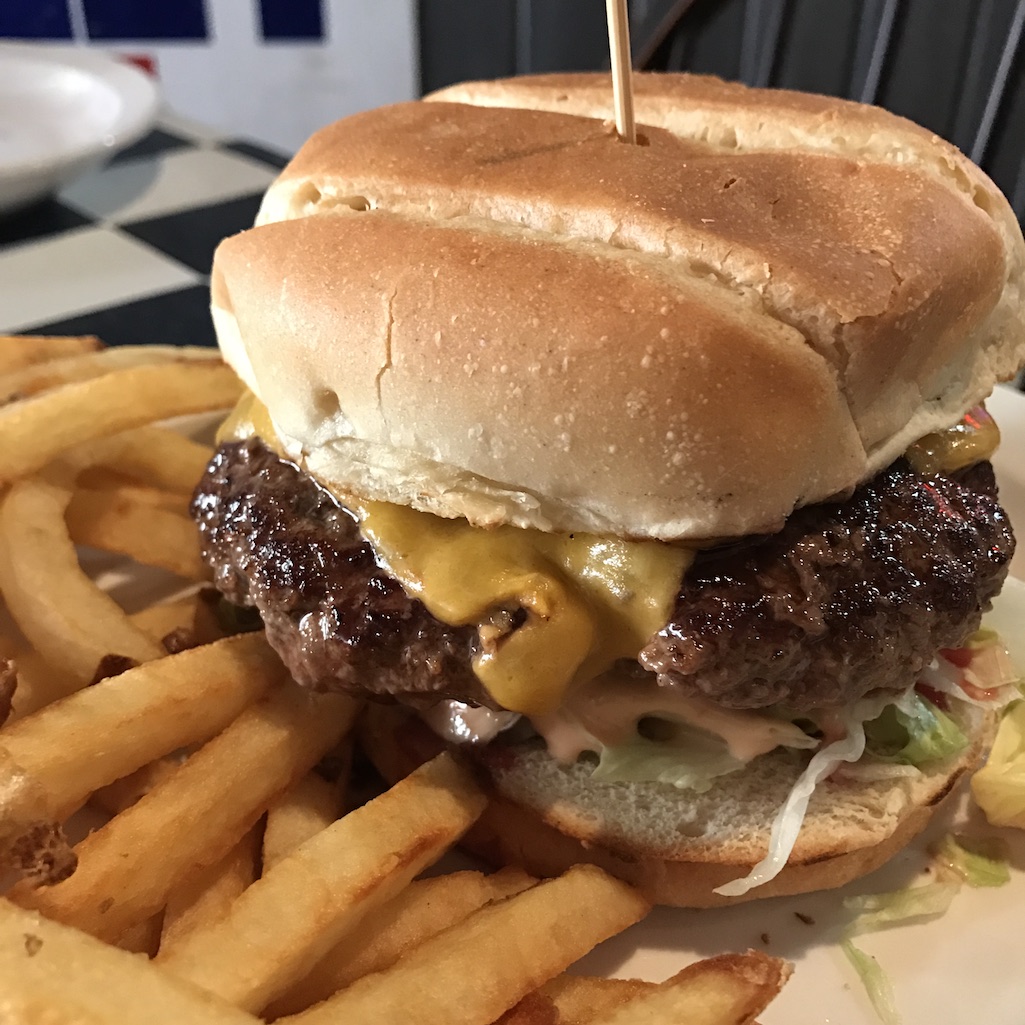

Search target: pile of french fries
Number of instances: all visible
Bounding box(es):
[0,334,791,1024]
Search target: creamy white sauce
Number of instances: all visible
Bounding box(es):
[532,669,818,762]
[425,668,817,763]
[422,700,519,745]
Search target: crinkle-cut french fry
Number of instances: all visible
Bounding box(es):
[72,424,214,495]
[0,334,101,376]
[0,899,262,1024]
[13,687,358,943]
[495,976,657,1025]
[0,473,165,681]
[0,361,241,484]
[262,771,342,873]
[267,867,536,1018]
[588,953,792,1025]
[66,485,209,580]
[161,825,262,956]
[0,633,281,822]
[0,344,218,405]
[157,753,486,1014]
[90,757,183,817]
[279,865,651,1025]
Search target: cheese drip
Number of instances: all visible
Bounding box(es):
[356,502,691,716]
[906,406,999,474]
[218,390,692,716]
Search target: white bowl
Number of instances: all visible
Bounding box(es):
[0,43,159,214]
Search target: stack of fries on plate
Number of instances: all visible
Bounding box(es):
[0,334,791,1024]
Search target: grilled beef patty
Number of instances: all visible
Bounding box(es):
[191,439,484,703]
[192,438,1014,711]
[641,459,1013,709]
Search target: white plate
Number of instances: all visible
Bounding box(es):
[0,43,159,213]
[576,382,1025,1025]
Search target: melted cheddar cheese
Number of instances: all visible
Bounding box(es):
[219,391,691,715]
[905,406,1000,474]
[357,501,691,714]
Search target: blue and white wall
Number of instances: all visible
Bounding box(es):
[0,0,418,152]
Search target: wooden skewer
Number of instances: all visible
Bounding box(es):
[606,0,637,144]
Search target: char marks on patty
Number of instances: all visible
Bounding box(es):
[192,439,1014,712]
[190,439,485,704]
[642,460,1014,710]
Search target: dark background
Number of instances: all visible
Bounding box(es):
[420,0,1025,225]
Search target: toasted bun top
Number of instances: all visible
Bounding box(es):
[211,72,1025,540]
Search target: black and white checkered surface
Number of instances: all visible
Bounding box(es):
[0,112,289,348]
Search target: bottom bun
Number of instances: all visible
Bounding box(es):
[360,702,995,908]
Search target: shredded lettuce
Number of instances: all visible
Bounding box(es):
[839,840,1008,1021]
[840,881,956,1025]
[843,881,959,935]
[592,728,745,792]
[714,691,896,897]
[841,939,902,1025]
[932,833,1011,887]
[972,699,1025,828]
[864,691,968,767]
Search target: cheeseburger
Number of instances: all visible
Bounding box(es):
[192,73,1025,906]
